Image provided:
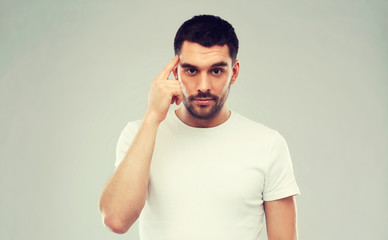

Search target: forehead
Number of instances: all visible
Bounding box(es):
[179,41,232,67]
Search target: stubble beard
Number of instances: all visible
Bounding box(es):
[182,83,231,120]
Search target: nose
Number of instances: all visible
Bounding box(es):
[197,72,211,93]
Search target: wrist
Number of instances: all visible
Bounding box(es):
[143,111,163,127]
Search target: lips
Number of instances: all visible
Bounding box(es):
[194,98,214,106]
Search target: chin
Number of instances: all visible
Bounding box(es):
[187,104,222,120]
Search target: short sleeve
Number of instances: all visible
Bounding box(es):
[263,131,300,201]
[115,120,141,168]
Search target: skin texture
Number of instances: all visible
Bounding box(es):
[264,196,298,240]
[99,41,298,238]
[98,56,182,234]
[174,41,239,128]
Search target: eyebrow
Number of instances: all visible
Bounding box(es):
[180,61,228,69]
[180,63,199,69]
[210,61,228,68]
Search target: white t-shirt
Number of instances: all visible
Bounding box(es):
[115,110,300,240]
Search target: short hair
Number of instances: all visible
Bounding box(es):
[174,15,239,61]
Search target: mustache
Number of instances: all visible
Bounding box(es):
[188,91,219,101]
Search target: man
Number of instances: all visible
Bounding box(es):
[99,15,300,240]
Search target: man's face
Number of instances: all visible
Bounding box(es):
[174,41,239,120]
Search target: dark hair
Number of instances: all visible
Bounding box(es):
[174,15,239,61]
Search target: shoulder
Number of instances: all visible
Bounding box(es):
[119,119,142,138]
[232,111,279,140]
[124,119,142,130]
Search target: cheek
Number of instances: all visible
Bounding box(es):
[179,75,195,91]
[213,78,230,92]
[182,81,195,96]
[177,73,190,95]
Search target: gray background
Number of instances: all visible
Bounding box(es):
[1,0,387,239]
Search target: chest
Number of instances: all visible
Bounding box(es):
[147,130,269,220]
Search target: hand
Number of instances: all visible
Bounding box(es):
[144,56,182,124]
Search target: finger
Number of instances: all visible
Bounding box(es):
[175,97,182,105]
[158,55,179,80]
[171,96,177,104]
[173,91,183,106]
[169,85,183,105]
[173,64,178,80]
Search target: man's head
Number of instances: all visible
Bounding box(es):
[173,15,240,121]
[174,15,239,62]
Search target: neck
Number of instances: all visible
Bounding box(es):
[175,105,231,128]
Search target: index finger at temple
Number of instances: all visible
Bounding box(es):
[159,55,179,79]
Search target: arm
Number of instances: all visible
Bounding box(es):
[264,195,298,240]
[98,56,182,234]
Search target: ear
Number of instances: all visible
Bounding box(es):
[230,59,240,85]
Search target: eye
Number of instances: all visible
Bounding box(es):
[211,69,223,75]
[185,68,197,75]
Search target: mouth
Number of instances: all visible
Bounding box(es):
[194,98,214,106]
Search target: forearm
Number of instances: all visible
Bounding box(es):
[99,56,181,234]
[99,116,160,233]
